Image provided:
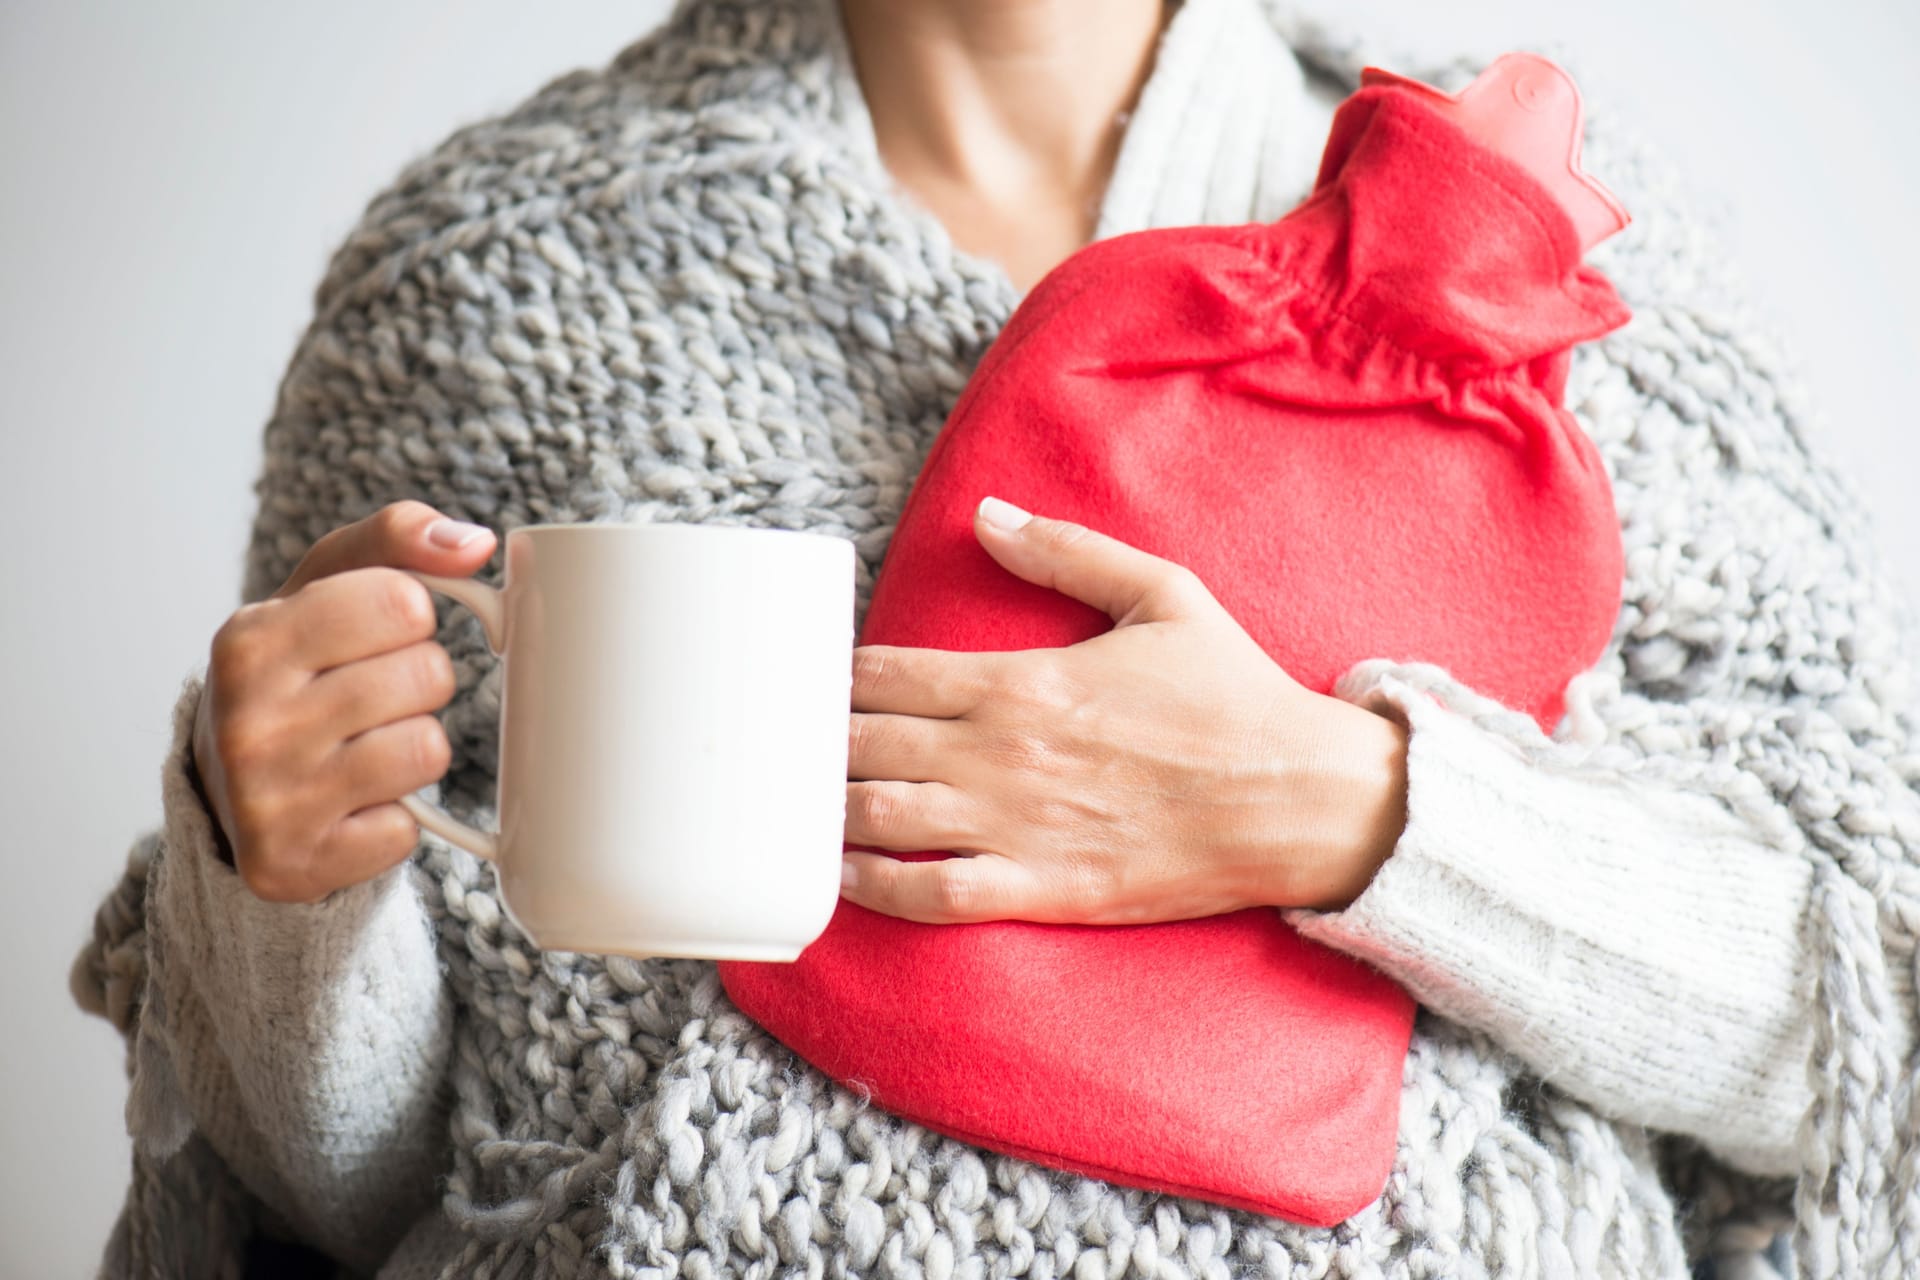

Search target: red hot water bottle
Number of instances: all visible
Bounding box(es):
[721,55,1633,1226]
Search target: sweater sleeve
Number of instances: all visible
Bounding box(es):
[1288,663,1853,1180]
[1281,75,1920,1268]
[69,666,456,1273]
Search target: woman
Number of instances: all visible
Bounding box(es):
[70,0,1920,1275]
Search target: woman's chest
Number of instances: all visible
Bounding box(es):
[495,184,1018,632]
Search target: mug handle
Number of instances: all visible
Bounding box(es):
[393,570,507,863]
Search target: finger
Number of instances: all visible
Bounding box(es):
[839,849,1034,924]
[308,802,425,899]
[304,638,458,742]
[274,499,495,599]
[972,496,1206,626]
[280,568,444,675]
[848,711,962,783]
[844,779,981,852]
[327,713,454,817]
[851,644,998,718]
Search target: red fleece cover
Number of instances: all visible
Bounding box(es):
[722,82,1632,1226]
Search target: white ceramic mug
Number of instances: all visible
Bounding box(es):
[396,521,855,962]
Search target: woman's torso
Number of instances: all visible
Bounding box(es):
[245,0,1739,1274]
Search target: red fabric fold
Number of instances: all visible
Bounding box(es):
[722,78,1631,1227]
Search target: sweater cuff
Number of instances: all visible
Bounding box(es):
[132,670,450,1268]
[133,670,425,1147]
[178,720,235,869]
[1285,663,1827,1177]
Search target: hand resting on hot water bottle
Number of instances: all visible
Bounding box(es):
[722,53,1635,1226]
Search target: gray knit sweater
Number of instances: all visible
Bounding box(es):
[70,0,1920,1276]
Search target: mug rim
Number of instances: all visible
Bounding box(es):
[508,520,842,545]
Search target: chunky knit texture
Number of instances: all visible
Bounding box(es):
[68,0,1920,1276]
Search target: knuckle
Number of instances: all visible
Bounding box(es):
[379,804,427,860]
[929,864,978,920]
[847,714,900,771]
[1039,519,1092,556]
[992,727,1053,773]
[852,783,898,838]
[213,710,275,774]
[1011,665,1074,717]
[210,607,275,680]
[374,499,434,545]
[407,642,458,706]
[404,717,453,783]
[852,647,901,699]
[846,713,872,760]
[1163,562,1208,602]
[327,805,418,879]
[1017,790,1066,831]
[290,519,362,586]
[374,570,438,638]
[340,804,418,871]
[1060,860,1111,917]
[851,646,884,687]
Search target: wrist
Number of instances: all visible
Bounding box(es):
[1268,692,1410,911]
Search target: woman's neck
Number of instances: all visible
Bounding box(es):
[836,0,1171,291]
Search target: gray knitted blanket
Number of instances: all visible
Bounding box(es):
[72,0,1920,1276]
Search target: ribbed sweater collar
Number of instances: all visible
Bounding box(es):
[802,0,1335,263]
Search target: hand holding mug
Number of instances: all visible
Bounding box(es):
[192,500,498,904]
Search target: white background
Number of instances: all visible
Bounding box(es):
[3,2,1914,1274]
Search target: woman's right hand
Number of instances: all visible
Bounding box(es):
[191,500,498,904]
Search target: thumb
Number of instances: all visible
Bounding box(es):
[274,499,497,599]
[972,495,1202,626]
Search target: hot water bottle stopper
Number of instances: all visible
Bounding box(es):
[721,52,1633,1226]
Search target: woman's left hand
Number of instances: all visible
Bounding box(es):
[840,497,1411,926]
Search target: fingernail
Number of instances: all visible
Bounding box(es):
[840,858,859,890]
[427,518,488,549]
[978,496,1032,532]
